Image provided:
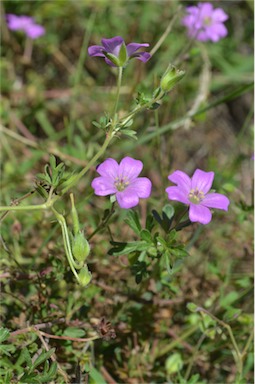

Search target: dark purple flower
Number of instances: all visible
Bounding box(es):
[6,14,45,39]
[91,157,152,209]
[88,36,151,67]
[165,169,230,224]
[182,2,228,42]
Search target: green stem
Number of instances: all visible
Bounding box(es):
[155,325,199,359]
[171,207,189,231]
[0,63,153,213]
[149,5,181,57]
[68,12,96,145]
[58,67,124,197]
[87,203,115,241]
[51,207,80,282]
[196,307,243,377]
[111,66,123,122]
[241,328,254,359]
[0,203,48,212]
[184,333,206,380]
[118,89,165,128]
[59,131,114,196]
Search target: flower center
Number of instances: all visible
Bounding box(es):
[203,16,212,26]
[188,188,205,204]
[114,176,129,191]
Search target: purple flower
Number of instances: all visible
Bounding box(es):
[88,36,151,67]
[91,157,152,209]
[165,169,230,225]
[182,2,228,42]
[6,14,45,39]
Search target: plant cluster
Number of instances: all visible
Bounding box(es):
[1,1,253,383]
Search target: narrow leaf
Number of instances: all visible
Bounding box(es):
[124,210,141,235]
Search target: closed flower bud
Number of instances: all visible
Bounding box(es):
[160,65,185,93]
[78,265,92,287]
[72,232,90,263]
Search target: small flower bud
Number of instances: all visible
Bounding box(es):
[78,265,92,287]
[72,232,90,263]
[160,65,185,93]
[70,193,80,235]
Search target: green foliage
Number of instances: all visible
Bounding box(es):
[36,155,67,195]
[0,330,57,383]
[109,209,189,283]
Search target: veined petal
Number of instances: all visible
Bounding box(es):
[168,170,191,194]
[202,193,230,211]
[101,36,124,56]
[88,45,105,57]
[96,158,119,180]
[165,186,189,205]
[191,169,214,194]
[128,178,152,198]
[116,190,139,209]
[118,157,143,181]
[189,204,212,224]
[131,52,151,63]
[126,42,149,56]
[91,177,116,196]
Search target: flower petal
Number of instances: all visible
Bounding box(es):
[101,36,124,56]
[7,14,34,30]
[25,24,45,39]
[96,158,119,180]
[196,30,210,42]
[118,157,143,181]
[189,204,212,224]
[88,45,105,57]
[206,23,228,41]
[131,52,151,63]
[129,178,152,198]
[191,169,214,194]
[91,177,116,196]
[126,42,149,56]
[165,186,189,205]
[168,170,191,194]
[186,6,200,16]
[199,2,213,18]
[202,193,230,211]
[116,190,139,209]
[213,8,228,22]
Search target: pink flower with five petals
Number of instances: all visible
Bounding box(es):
[166,169,230,224]
[91,157,152,209]
[182,2,228,42]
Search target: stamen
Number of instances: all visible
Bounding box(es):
[114,176,129,191]
[188,188,205,204]
[203,16,212,26]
